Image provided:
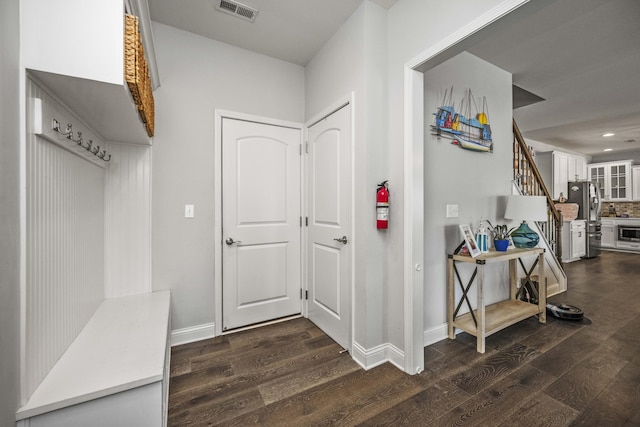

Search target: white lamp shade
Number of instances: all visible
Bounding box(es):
[504,195,547,222]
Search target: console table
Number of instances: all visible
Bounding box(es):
[447,247,545,353]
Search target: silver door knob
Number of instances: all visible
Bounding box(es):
[225,238,242,245]
[333,235,348,244]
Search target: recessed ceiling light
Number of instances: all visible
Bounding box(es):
[602,133,615,137]
[603,148,613,152]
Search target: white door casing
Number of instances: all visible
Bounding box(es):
[222,118,302,331]
[306,104,352,350]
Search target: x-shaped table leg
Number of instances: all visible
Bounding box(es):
[516,256,539,301]
[453,263,478,327]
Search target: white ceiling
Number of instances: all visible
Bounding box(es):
[148,0,386,66]
[466,0,640,156]
[148,0,640,156]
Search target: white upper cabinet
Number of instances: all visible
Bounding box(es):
[537,151,589,200]
[588,160,633,201]
[21,0,125,85]
[20,0,158,145]
[552,152,568,199]
[568,155,587,183]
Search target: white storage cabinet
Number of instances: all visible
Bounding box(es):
[632,166,640,201]
[561,220,586,262]
[601,220,616,248]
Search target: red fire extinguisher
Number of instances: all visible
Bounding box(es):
[376,181,389,229]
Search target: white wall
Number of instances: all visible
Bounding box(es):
[0,0,21,422]
[305,1,389,352]
[362,4,390,349]
[150,23,305,331]
[20,0,124,85]
[306,0,529,363]
[424,52,514,331]
[386,0,527,354]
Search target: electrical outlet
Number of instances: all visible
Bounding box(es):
[185,204,194,218]
[446,204,459,218]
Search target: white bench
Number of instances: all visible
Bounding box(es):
[16,291,171,427]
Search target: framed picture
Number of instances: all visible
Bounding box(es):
[459,224,481,258]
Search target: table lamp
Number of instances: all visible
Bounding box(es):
[504,195,548,248]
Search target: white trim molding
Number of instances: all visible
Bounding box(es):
[170,322,216,347]
[423,323,450,348]
[351,341,404,372]
[403,68,425,375]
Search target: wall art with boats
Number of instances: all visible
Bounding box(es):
[431,87,493,153]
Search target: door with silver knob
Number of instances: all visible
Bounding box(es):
[306,103,352,351]
[222,118,302,331]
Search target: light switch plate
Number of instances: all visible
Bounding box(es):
[185,204,194,218]
[446,204,459,218]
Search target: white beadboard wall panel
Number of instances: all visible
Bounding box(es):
[105,142,152,297]
[25,79,105,399]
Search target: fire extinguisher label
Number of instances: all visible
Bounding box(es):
[377,206,389,220]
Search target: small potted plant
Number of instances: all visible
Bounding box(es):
[486,221,515,252]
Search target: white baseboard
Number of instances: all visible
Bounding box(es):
[351,341,405,371]
[423,322,450,347]
[385,343,405,371]
[170,322,216,347]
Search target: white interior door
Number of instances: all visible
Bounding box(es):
[307,104,352,350]
[222,118,301,331]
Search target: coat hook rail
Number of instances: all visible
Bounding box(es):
[51,118,111,162]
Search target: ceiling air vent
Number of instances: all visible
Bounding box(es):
[216,0,259,22]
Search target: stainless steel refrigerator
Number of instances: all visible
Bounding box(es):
[567,181,602,258]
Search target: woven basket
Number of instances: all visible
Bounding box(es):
[555,203,579,221]
[124,14,154,137]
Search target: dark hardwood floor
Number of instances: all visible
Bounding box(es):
[168,251,640,426]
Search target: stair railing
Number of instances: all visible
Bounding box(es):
[512,119,563,263]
